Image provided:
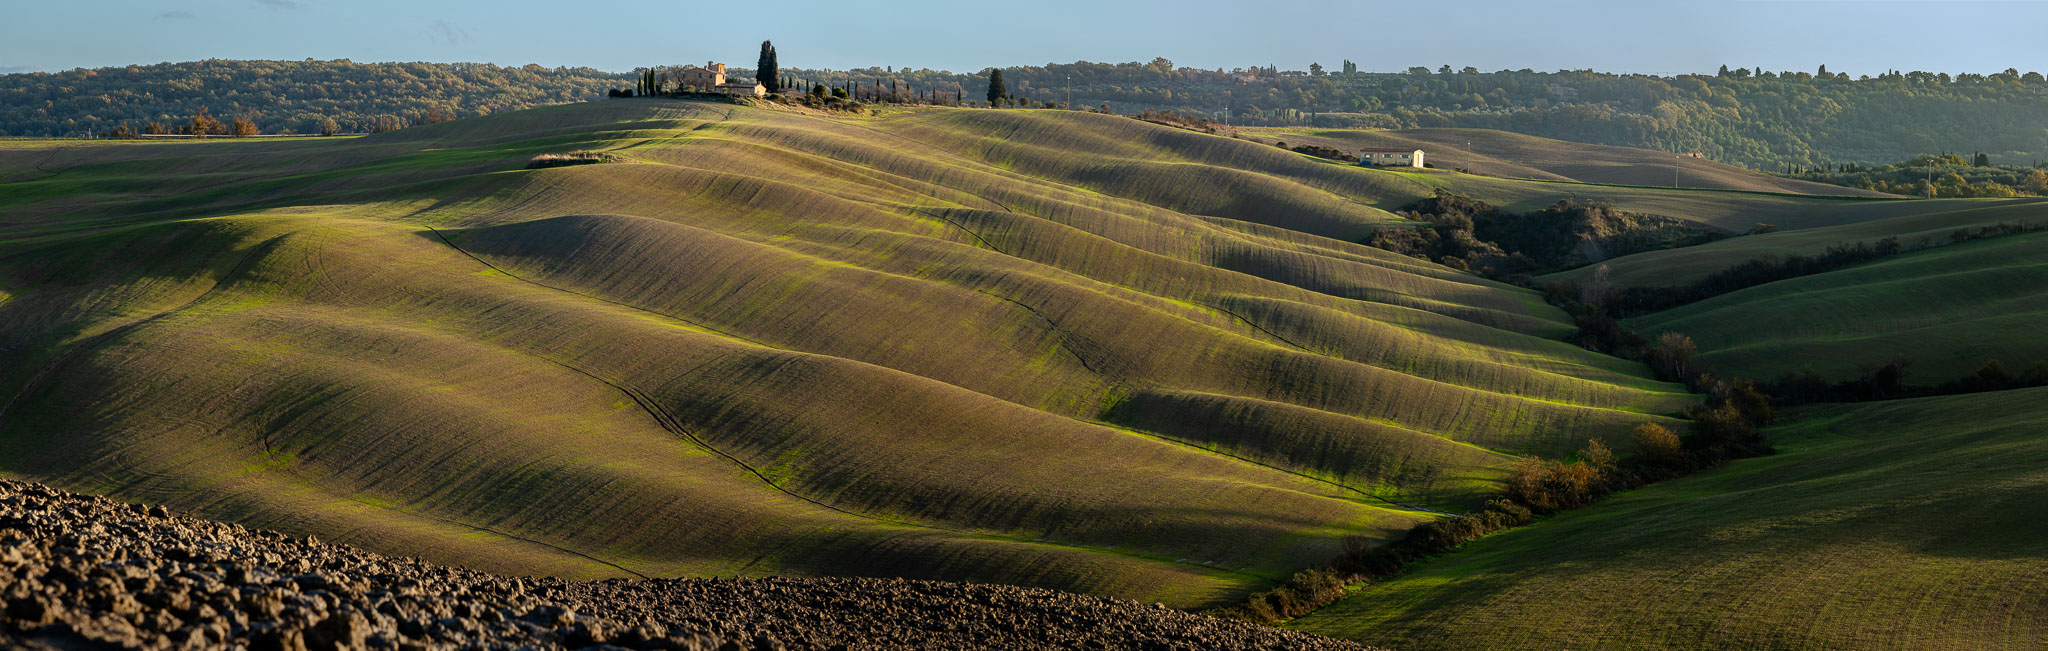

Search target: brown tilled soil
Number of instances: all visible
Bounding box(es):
[0,478,1374,650]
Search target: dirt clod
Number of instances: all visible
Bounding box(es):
[0,478,1371,649]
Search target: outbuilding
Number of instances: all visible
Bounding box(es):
[1359,147,1425,168]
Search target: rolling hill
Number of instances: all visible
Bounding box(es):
[1274,133,2048,647]
[1542,198,2048,287]
[1288,386,2048,649]
[0,99,1710,607]
[1244,127,1894,197]
[1634,230,2048,383]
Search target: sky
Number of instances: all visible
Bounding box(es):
[4,0,2047,77]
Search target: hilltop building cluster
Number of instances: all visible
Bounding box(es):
[676,62,768,97]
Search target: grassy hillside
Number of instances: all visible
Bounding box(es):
[0,99,1711,606]
[1635,231,2048,383]
[1289,387,2048,649]
[1245,127,1893,197]
[1543,199,2048,287]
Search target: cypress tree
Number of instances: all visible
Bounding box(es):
[757,41,779,92]
[987,69,1008,105]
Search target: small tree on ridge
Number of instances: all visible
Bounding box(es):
[987,69,1008,106]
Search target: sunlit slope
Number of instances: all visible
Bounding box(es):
[1543,199,2048,287]
[1250,127,1895,197]
[1290,388,2048,649]
[1636,231,2048,383]
[865,110,1942,232]
[0,99,1689,605]
[3,216,1421,605]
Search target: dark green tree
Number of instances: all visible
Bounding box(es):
[757,41,779,92]
[987,69,1008,105]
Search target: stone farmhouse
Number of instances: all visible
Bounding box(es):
[676,62,769,97]
[1358,147,1425,168]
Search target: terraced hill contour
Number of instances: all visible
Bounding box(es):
[0,99,1720,607]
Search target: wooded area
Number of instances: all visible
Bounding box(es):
[8,58,2048,170]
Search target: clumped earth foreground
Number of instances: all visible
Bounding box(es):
[0,478,1370,650]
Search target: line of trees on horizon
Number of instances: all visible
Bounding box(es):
[608,45,1080,111]
[9,57,2048,169]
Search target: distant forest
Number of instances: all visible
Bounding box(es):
[0,59,624,137]
[1783,153,2048,198]
[7,58,2048,170]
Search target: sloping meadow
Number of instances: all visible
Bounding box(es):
[0,100,1688,606]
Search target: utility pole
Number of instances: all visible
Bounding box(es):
[1066,75,1072,109]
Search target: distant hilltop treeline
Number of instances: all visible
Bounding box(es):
[7,57,2048,170]
[0,59,627,138]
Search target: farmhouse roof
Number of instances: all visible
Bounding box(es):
[1357,147,1423,153]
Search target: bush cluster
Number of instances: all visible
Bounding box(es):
[1281,143,1359,163]
[524,150,619,169]
[1368,191,1725,279]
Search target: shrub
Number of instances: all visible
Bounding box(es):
[1631,423,1685,469]
[1648,331,1698,382]
[1288,144,1359,162]
[525,150,620,169]
[1504,439,1613,514]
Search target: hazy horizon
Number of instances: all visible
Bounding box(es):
[5,0,2048,77]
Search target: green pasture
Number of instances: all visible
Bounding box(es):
[1290,387,2048,648]
[1637,231,2048,383]
[1544,199,2048,287]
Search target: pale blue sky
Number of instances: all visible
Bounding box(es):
[3,0,2046,76]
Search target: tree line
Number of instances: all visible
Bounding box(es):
[0,59,620,138]
[1780,153,2048,197]
[775,59,2048,171]
[604,43,1063,112]
[13,57,2048,169]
